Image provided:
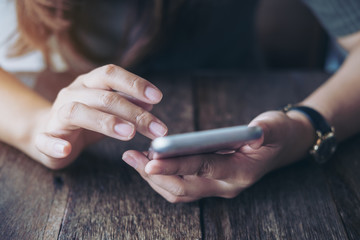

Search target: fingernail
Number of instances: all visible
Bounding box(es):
[145,86,162,102]
[54,142,66,155]
[114,123,134,138]
[122,154,138,169]
[149,121,168,137]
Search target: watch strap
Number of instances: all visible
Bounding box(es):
[283,105,332,134]
[283,104,337,164]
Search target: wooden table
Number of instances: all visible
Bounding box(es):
[0,72,359,239]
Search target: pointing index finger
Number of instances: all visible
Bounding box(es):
[80,64,163,104]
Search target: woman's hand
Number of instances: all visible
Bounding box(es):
[32,64,168,169]
[122,110,315,202]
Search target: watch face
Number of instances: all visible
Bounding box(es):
[313,135,337,164]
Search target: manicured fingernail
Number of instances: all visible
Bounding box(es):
[145,86,162,102]
[114,123,134,138]
[149,121,167,137]
[54,142,66,155]
[122,154,138,169]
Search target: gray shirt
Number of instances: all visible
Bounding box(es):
[302,0,360,37]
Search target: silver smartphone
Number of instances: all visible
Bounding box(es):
[148,125,262,159]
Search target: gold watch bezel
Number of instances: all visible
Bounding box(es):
[309,127,336,164]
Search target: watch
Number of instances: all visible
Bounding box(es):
[283,105,337,164]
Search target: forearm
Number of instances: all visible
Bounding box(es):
[0,68,51,155]
[300,41,360,141]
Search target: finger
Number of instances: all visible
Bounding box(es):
[57,101,136,140]
[182,176,242,199]
[117,91,153,111]
[35,133,73,169]
[77,64,163,104]
[122,150,148,170]
[123,150,187,195]
[145,153,238,180]
[247,123,264,149]
[122,150,209,202]
[149,173,241,201]
[146,179,197,203]
[60,89,167,139]
[248,111,287,148]
[35,133,72,158]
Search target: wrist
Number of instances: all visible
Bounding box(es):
[281,110,316,165]
[283,104,337,164]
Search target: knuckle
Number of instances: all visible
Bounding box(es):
[99,92,118,109]
[197,159,215,178]
[127,75,143,90]
[102,64,117,76]
[97,114,117,133]
[135,110,151,126]
[59,102,81,123]
[57,87,71,99]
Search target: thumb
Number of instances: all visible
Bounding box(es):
[247,122,265,149]
[247,111,288,149]
[35,133,72,159]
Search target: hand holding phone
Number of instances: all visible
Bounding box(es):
[148,125,262,159]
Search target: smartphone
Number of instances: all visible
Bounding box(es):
[148,125,262,159]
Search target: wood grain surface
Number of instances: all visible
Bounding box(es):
[196,72,355,240]
[0,72,359,239]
